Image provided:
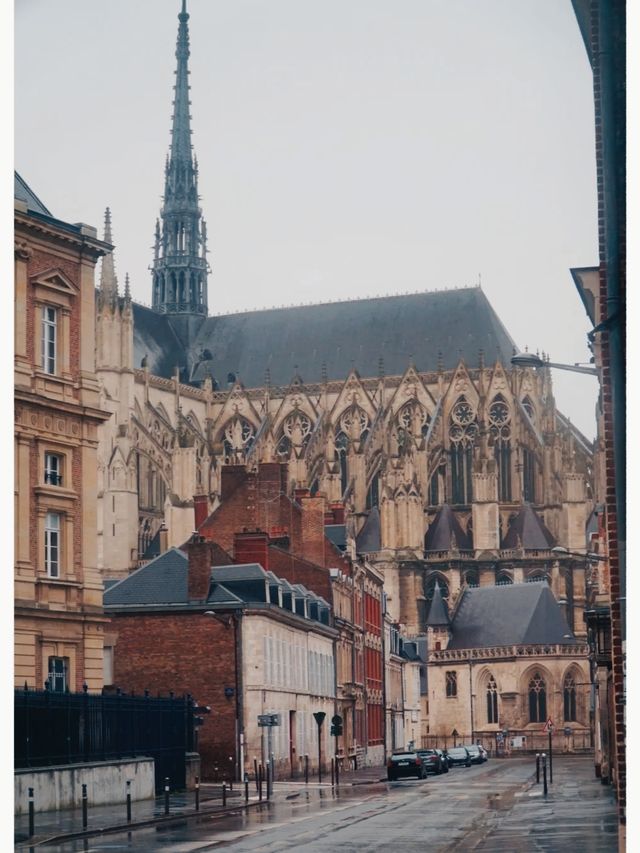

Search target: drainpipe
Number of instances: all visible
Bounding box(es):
[468,659,475,742]
[234,611,244,781]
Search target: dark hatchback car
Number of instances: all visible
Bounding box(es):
[416,748,444,774]
[463,744,484,765]
[447,747,471,767]
[435,748,450,773]
[387,750,427,781]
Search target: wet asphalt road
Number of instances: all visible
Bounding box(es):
[32,756,618,852]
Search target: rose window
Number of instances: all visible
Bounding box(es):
[452,399,474,426]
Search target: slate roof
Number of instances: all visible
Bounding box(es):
[15,172,52,216]
[424,505,472,551]
[426,581,450,626]
[356,508,382,553]
[210,563,267,582]
[325,524,347,552]
[132,287,517,384]
[447,583,575,650]
[501,504,556,550]
[104,548,188,605]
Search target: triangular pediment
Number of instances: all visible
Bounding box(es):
[30,267,78,297]
[486,361,514,404]
[388,365,436,419]
[329,370,377,431]
[271,383,319,439]
[211,382,262,440]
[443,361,480,416]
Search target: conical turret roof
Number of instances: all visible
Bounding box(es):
[426,580,449,626]
[424,504,472,552]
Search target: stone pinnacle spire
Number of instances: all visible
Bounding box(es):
[152,0,209,317]
[100,207,118,300]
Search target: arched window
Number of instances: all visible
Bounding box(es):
[277,411,312,458]
[366,473,379,509]
[528,672,547,723]
[464,571,479,588]
[425,575,449,602]
[398,402,430,441]
[449,398,477,504]
[563,674,577,722]
[489,396,512,502]
[486,675,499,724]
[522,446,537,503]
[222,417,255,463]
[496,573,513,586]
[526,573,549,584]
[335,430,349,496]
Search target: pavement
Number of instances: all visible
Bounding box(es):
[14,758,617,853]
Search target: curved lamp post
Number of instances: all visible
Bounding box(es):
[511,352,597,376]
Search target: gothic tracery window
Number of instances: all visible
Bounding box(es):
[528,672,547,723]
[398,401,430,439]
[449,397,477,504]
[486,675,499,724]
[223,416,255,463]
[489,396,512,502]
[563,674,577,722]
[339,405,369,441]
[425,575,449,602]
[277,411,312,457]
[446,671,457,698]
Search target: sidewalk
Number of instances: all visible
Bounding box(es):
[14,765,387,846]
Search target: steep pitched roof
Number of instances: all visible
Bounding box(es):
[447,583,575,649]
[426,581,450,626]
[133,287,517,385]
[356,507,381,553]
[325,524,347,552]
[424,504,472,551]
[501,504,556,550]
[14,172,52,216]
[104,548,188,605]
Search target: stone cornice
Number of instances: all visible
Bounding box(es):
[429,643,589,663]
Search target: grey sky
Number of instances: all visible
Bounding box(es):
[15,0,599,437]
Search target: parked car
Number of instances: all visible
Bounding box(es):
[416,748,444,774]
[447,747,471,767]
[463,744,484,765]
[441,749,454,769]
[435,748,450,773]
[477,745,489,762]
[387,750,427,781]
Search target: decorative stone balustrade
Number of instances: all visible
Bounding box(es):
[428,643,588,663]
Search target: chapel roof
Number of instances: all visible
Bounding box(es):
[132,287,517,385]
[356,507,382,553]
[424,504,472,552]
[447,582,575,649]
[501,504,556,550]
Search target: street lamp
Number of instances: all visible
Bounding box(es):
[550,546,607,562]
[510,352,597,376]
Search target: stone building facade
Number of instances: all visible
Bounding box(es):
[14,173,110,691]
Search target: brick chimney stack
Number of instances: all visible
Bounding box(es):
[187,535,214,601]
[193,494,209,530]
[298,494,326,568]
[234,529,270,570]
[158,523,168,553]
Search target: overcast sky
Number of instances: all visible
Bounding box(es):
[15,0,600,437]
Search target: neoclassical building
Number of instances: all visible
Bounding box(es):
[94,1,593,730]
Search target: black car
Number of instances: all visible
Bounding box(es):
[463,744,484,765]
[435,748,450,773]
[416,749,444,774]
[441,749,454,769]
[387,750,427,781]
[447,747,471,767]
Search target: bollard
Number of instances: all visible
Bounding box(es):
[28,787,35,838]
[335,755,340,787]
[245,777,249,803]
[254,758,259,793]
[304,754,309,785]
[222,782,227,807]
[164,777,170,815]
[82,783,88,829]
[536,753,540,784]
[331,757,335,788]
[195,776,200,812]
[258,764,263,801]
[542,753,548,797]
[126,780,132,823]
[266,761,271,800]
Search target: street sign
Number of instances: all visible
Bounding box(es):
[258,714,281,727]
[313,711,326,727]
[543,718,554,733]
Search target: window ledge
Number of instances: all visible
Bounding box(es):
[36,575,81,588]
[34,485,78,500]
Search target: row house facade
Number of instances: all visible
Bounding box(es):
[14,173,110,692]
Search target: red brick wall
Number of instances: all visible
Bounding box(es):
[112,611,237,779]
[234,531,270,570]
[268,546,332,602]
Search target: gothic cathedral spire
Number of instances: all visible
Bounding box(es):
[152,0,209,317]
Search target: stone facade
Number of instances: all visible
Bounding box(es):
[14,178,111,691]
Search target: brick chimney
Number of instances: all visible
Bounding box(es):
[187,536,213,601]
[234,530,270,570]
[298,494,326,568]
[329,502,345,524]
[221,465,248,501]
[193,494,209,530]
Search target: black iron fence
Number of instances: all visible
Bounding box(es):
[15,686,197,792]
[421,728,592,756]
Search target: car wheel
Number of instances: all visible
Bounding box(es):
[387,774,395,782]
[466,761,471,767]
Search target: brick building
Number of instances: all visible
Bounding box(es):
[14,173,111,691]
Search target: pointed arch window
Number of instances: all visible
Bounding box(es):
[563,674,577,722]
[464,570,479,588]
[398,402,430,440]
[277,411,312,458]
[522,446,537,503]
[489,396,512,502]
[425,575,449,602]
[496,573,513,586]
[486,675,499,724]
[223,417,255,463]
[366,473,379,509]
[449,398,477,504]
[528,672,547,723]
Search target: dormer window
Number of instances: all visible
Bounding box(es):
[44,452,63,486]
[41,305,57,374]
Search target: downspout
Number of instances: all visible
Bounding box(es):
[468,659,475,742]
[381,589,388,762]
[234,611,244,781]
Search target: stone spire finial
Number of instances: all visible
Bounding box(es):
[124,273,131,301]
[99,207,118,300]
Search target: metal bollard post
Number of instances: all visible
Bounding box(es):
[28,787,35,838]
[164,777,170,815]
[254,758,259,793]
[195,776,200,812]
[222,782,227,807]
[304,754,309,785]
[542,754,548,797]
[82,783,88,829]
[245,776,249,803]
[126,780,132,823]
[266,761,271,800]
[335,755,340,787]
[258,764,263,801]
[536,753,540,784]
[331,757,335,788]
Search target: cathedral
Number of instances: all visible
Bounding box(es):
[95,0,593,707]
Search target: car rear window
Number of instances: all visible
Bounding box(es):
[449,748,466,756]
[391,753,416,762]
